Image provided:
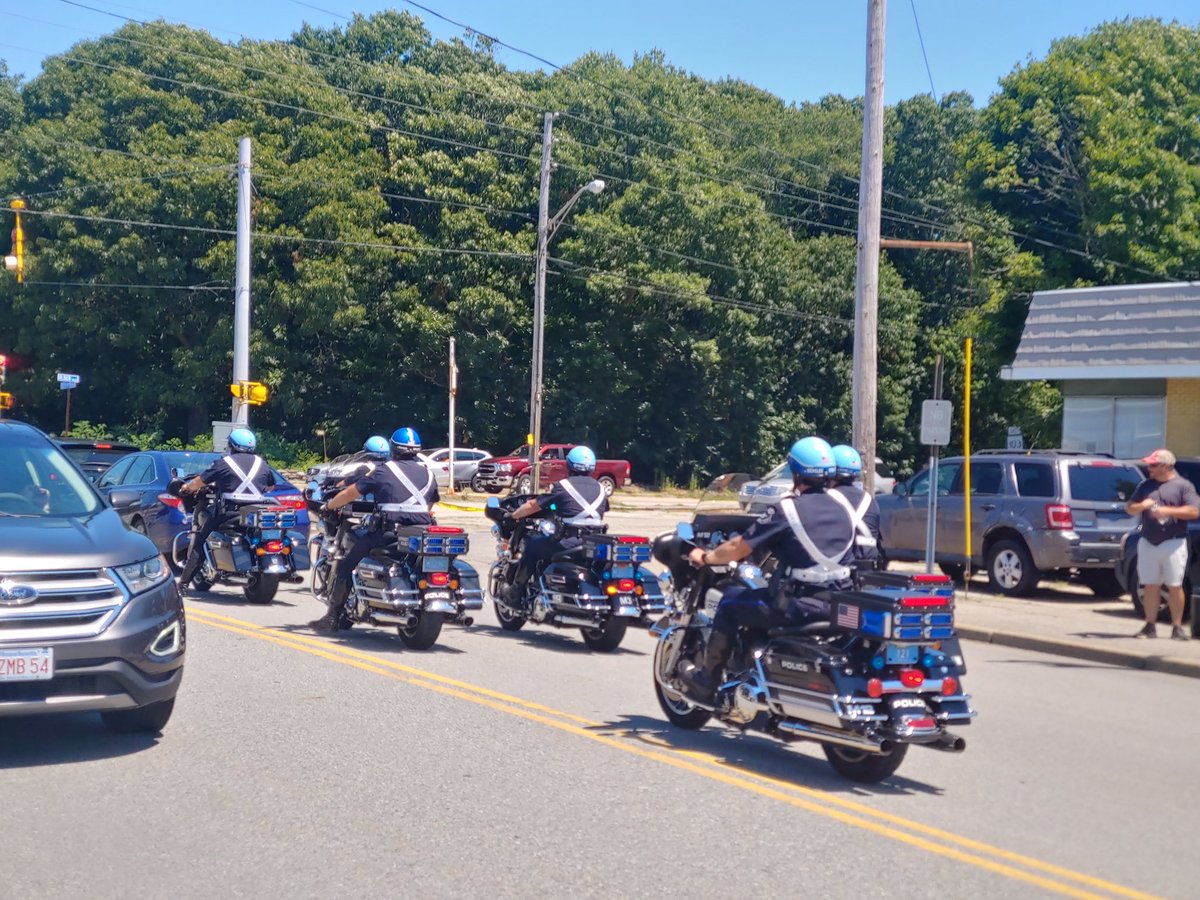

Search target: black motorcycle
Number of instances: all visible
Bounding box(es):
[650,509,974,783]
[169,480,309,604]
[483,495,669,652]
[306,489,483,649]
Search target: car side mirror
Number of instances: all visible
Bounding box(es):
[109,489,140,511]
[894,482,907,497]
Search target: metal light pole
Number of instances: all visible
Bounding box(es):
[231,137,252,426]
[528,111,604,490]
[852,0,886,494]
[448,336,458,495]
[315,428,327,462]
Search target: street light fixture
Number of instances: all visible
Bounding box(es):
[528,148,605,490]
[314,428,327,462]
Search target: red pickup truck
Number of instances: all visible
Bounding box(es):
[473,443,632,496]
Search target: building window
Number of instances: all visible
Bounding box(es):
[1061,396,1164,456]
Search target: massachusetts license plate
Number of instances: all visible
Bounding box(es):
[885,644,920,665]
[0,647,54,682]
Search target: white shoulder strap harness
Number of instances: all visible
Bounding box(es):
[778,497,855,584]
[557,479,604,527]
[221,456,265,502]
[379,462,434,515]
[826,488,877,548]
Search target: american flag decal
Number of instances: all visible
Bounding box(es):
[837,603,859,629]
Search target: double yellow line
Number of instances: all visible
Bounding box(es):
[186,606,1155,900]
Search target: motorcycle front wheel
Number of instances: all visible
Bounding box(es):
[493,598,527,632]
[822,743,908,783]
[398,612,443,649]
[652,637,710,730]
[244,573,280,604]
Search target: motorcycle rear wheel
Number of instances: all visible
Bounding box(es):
[398,612,443,649]
[243,573,280,604]
[822,743,908,783]
[580,616,627,652]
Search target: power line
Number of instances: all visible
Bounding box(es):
[909,0,937,101]
[18,279,229,292]
[7,206,534,259]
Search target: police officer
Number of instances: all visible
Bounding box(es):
[309,427,439,633]
[828,444,882,571]
[316,435,391,549]
[679,436,858,703]
[504,446,608,607]
[177,428,278,590]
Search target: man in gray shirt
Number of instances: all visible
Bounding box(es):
[1125,449,1200,639]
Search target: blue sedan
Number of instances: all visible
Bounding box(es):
[94,450,309,570]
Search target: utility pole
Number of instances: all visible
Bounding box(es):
[448,336,458,495]
[852,0,886,494]
[231,136,252,426]
[529,112,555,492]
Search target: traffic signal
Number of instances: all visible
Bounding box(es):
[4,200,24,282]
[0,392,13,410]
[230,381,269,405]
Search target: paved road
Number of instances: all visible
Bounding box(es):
[2,506,1195,898]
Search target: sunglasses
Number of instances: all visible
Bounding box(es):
[1147,462,1165,468]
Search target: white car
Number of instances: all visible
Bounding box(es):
[738,458,896,514]
[424,447,492,489]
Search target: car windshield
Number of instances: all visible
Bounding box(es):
[0,437,102,517]
[160,451,221,479]
[763,460,788,481]
[1067,463,1143,502]
[504,446,530,459]
[62,447,133,466]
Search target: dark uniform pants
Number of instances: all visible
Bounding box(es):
[179,507,234,585]
[712,582,848,638]
[328,530,397,608]
[516,534,588,584]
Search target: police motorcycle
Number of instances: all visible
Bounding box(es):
[168,479,309,604]
[649,477,974,783]
[305,484,483,650]
[483,494,670,651]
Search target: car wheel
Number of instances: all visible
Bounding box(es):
[986,539,1039,596]
[597,475,616,496]
[470,474,486,493]
[515,474,532,494]
[939,563,966,583]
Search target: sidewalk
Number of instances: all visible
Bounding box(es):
[929,570,1200,679]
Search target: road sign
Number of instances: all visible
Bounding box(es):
[56,372,80,386]
[920,399,953,446]
[1006,426,1024,451]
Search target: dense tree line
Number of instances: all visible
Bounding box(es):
[1,15,1196,479]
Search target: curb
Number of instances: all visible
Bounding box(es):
[439,501,485,513]
[957,626,1200,679]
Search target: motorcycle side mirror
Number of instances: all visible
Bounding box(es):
[537,519,559,537]
[676,522,694,541]
[166,478,186,497]
[486,497,500,509]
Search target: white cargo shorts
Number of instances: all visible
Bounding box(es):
[1137,537,1189,587]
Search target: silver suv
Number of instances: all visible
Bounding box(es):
[0,422,184,732]
[878,450,1142,597]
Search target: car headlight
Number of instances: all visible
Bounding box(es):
[497,464,511,472]
[114,555,172,596]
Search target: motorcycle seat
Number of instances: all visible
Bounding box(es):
[768,622,842,638]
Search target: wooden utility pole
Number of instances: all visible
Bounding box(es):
[529,112,554,492]
[852,0,887,494]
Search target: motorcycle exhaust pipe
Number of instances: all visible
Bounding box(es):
[776,720,889,754]
[554,615,602,628]
[930,733,967,753]
[460,616,474,627]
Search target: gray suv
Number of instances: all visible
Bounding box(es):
[878,450,1142,597]
[0,422,184,732]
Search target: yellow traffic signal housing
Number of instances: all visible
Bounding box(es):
[230,381,269,405]
[0,392,14,410]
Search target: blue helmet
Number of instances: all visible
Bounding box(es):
[787,436,835,479]
[363,435,389,461]
[390,426,421,458]
[830,444,863,478]
[228,427,257,454]
[566,445,597,474]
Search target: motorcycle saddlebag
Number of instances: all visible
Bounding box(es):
[287,530,311,571]
[207,532,253,573]
[826,589,955,643]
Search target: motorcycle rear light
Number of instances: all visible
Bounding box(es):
[912,573,951,584]
[905,717,936,729]
[429,572,450,587]
[899,669,924,688]
[427,526,463,534]
[264,540,283,553]
[614,535,648,544]
[866,678,884,698]
[899,595,950,608]
[605,585,619,596]
[158,493,184,510]
[617,578,636,592]
[941,676,959,695]
[1045,503,1073,529]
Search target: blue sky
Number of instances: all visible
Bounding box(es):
[3,0,1198,105]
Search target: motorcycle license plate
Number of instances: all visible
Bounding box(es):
[261,529,283,539]
[423,590,451,601]
[884,644,920,665]
[0,648,53,682]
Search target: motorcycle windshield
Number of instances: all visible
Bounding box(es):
[689,473,761,545]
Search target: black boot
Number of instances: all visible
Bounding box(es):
[679,631,733,704]
[503,574,530,609]
[311,582,350,633]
